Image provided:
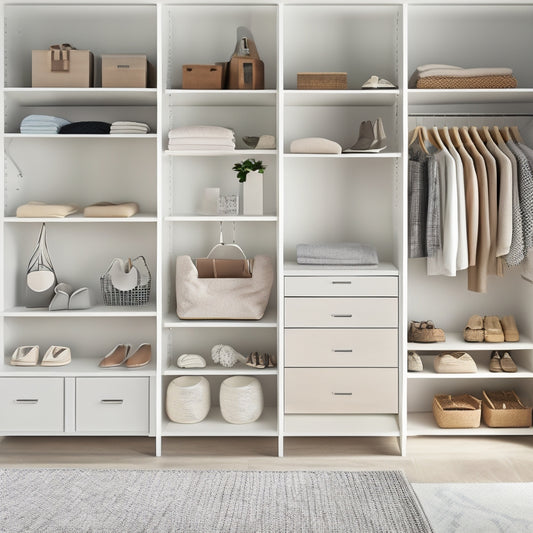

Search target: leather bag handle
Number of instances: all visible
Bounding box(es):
[49,43,75,72]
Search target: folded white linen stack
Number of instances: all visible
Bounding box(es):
[110,121,150,134]
[20,115,70,134]
[168,125,235,151]
[296,242,379,265]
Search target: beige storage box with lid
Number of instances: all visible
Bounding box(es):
[32,44,93,87]
[102,54,149,88]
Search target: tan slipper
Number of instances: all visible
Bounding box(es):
[500,315,519,342]
[489,351,503,372]
[500,351,517,373]
[484,316,505,343]
[125,343,151,368]
[99,344,131,368]
[464,315,484,342]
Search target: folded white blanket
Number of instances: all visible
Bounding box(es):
[296,242,378,264]
[168,126,234,139]
[168,137,235,147]
[21,115,70,128]
[418,67,513,78]
[112,121,150,128]
[167,144,235,151]
[110,125,150,131]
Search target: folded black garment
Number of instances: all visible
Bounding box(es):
[59,121,111,134]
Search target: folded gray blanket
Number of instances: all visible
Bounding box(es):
[296,242,378,265]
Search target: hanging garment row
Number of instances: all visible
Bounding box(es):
[408,123,533,293]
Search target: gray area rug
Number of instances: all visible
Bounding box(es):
[413,483,533,533]
[0,469,432,533]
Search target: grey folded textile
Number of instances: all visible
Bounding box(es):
[296,242,378,265]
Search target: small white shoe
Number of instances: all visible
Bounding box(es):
[41,346,71,366]
[361,75,397,89]
[10,345,39,366]
[408,351,423,372]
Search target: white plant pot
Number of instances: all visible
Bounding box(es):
[220,376,263,424]
[166,376,211,424]
[242,171,263,215]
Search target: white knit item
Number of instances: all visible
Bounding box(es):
[211,344,246,368]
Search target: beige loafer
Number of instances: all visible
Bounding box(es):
[500,351,517,373]
[125,343,151,368]
[99,344,131,368]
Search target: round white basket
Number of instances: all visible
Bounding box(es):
[166,376,210,424]
[219,376,263,424]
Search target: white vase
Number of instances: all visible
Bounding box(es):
[166,376,211,424]
[242,171,263,215]
[219,376,263,424]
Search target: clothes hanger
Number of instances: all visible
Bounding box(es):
[408,126,430,154]
[430,126,446,150]
[439,126,455,151]
[206,221,247,261]
[510,125,524,144]
[468,125,486,146]
[478,126,491,143]
[491,125,505,145]
[459,125,473,145]
[500,126,512,142]
[450,126,464,148]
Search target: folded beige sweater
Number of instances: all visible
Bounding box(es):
[16,201,79,218]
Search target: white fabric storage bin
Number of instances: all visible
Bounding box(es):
[175,255,273,319]
[166,376,210,424]
[220,376,263,424]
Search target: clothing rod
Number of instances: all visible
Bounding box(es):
[409,113,533,117]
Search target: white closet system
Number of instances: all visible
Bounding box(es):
[0,0,532,457]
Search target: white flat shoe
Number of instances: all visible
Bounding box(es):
[361,75,397,89]
[10,345,39,366]
[41,345,71,366]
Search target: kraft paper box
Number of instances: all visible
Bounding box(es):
[32,49,94,88]
[102,54,150,88]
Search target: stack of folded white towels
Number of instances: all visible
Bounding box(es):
[20,115,70,134]
[167,125,235,151]
[296,242,379,265]
[110,121,150,135]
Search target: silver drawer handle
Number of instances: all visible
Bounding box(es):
[332,281,352,285]
[333,349,353,353]
[333,392,353,396]
[331,314,352,318]
[101,399,124,405]
[15,399,39,404]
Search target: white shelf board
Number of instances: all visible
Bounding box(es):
[4,304,157,318]
[408,88,533,106]
[165,215,277,222]
[408,412,533,437]
[284,89,399,107]
[284,261,398,276]
[161,406,277,437]
[166,89,277,107]
[163,363,278,376]
[408,364,533,380]
[407,332,533,351]
[164,308,278,328]
[284,152,401,159]
[165,149,277,157]
[5,214,157,223]
[5,133,156,139]
[0,357,155,377]
[284,414,399,437]
[4,87,157,107]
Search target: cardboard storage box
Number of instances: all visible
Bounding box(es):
[102,55,150,88]
[297,72,347,90]
[32,47,94,88]
[182,64,226,89]
[482,390,532,428]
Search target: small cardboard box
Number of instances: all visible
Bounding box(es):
[32,48,94,88]
[102,55,148,88]
[182,64,226,89]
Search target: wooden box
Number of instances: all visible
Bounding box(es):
[182,64,226,90]
[297,72,347,90]
[102,55,148,88]
[32,48,93,88]
[482,390,532,428]
[432,394,482,428]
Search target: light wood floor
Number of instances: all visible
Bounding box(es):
[2,435,533,483]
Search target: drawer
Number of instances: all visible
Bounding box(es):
[285,329,397,367]
[76,377,149,433]
[285,298,397,328]
[0,378,64,432]
[285,368,398,414]
[285,276,397,297]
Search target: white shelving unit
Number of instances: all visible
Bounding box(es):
[2,0,532,457]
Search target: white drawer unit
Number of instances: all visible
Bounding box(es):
[285,297,398,328]
[285,328,398,367]
[0,378,64,433]
[285,368,398,414]
[285,276,398,297]
[76,378,150,433]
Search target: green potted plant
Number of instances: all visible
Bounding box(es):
[232,158,266,215]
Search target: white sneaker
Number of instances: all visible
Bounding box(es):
[361,75,397,89]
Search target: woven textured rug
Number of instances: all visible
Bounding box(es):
[0,469,432,533]
[413,483,533,533]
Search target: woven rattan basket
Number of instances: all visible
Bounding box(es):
[297,72,347,90]
[482,390,532,428]
[416,74,517,89]
[432,393,482,428]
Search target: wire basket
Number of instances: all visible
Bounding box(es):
[100,256,151,306]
